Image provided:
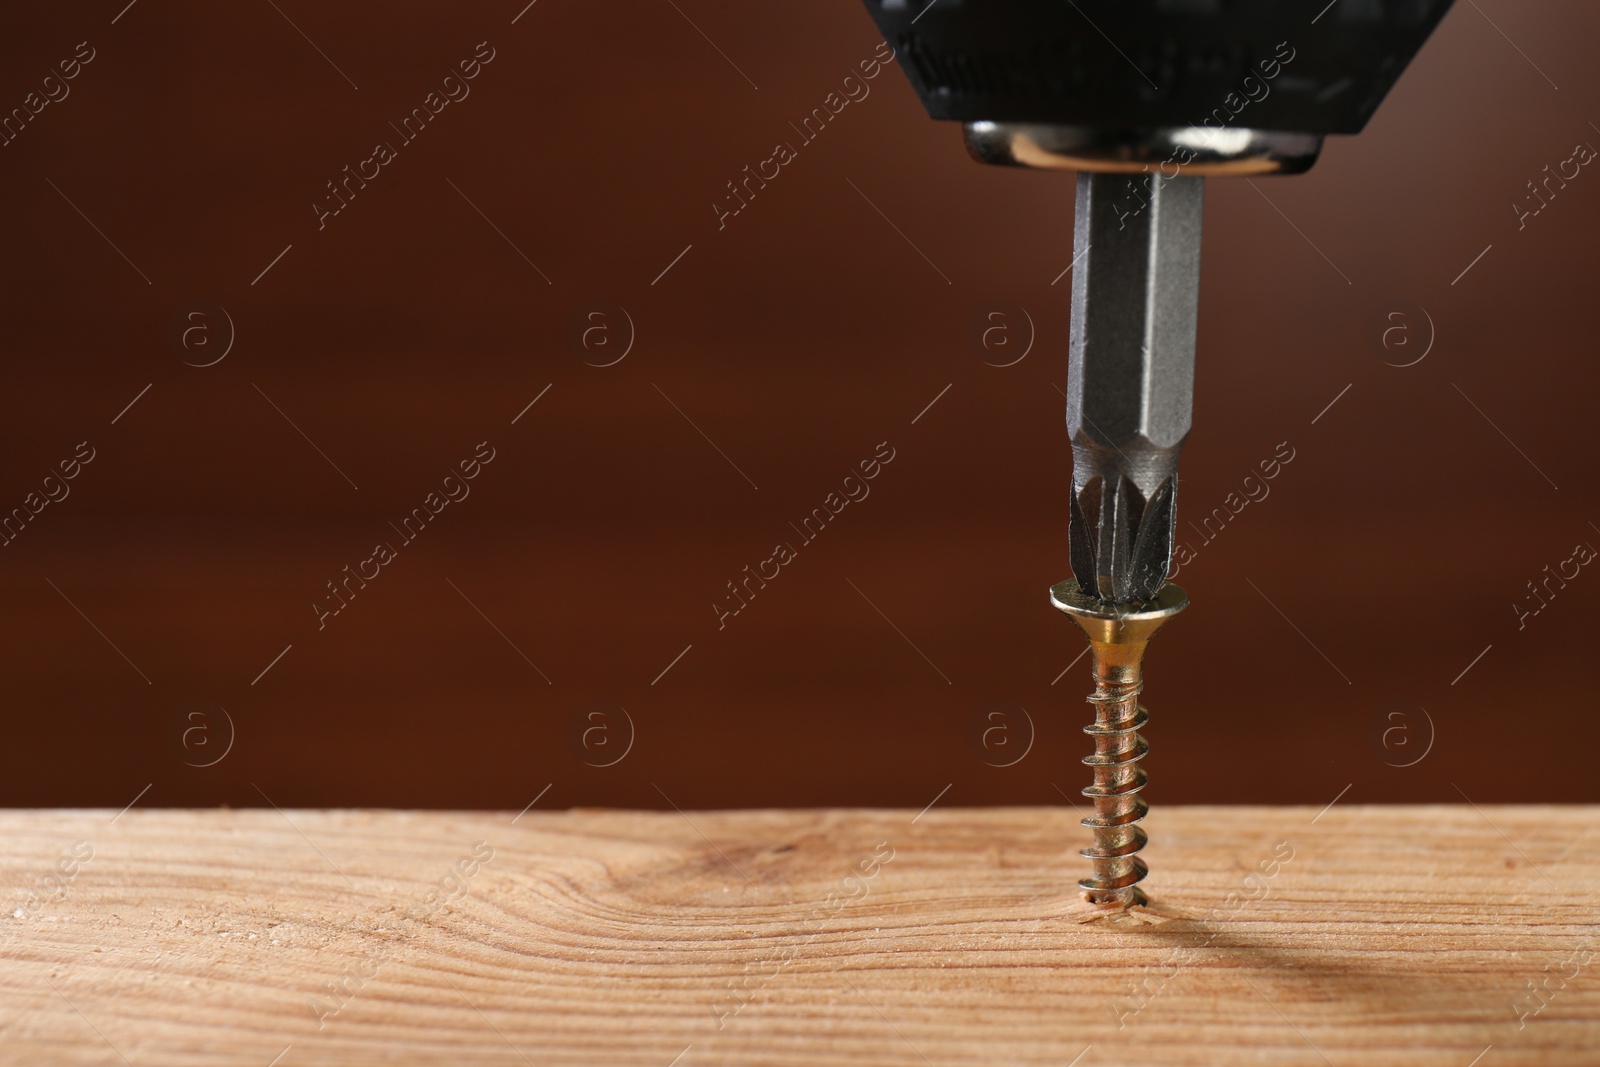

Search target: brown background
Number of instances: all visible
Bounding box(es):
[0,1,1595,812]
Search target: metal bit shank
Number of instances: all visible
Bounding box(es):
[1051,581,1187,907]
[1067,172,1204,602]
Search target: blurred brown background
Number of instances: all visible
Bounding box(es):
[0,1,1595,811]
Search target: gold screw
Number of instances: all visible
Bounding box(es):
[1050,580,1188,907]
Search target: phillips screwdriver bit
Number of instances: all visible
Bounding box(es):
[1067,171,1203,604]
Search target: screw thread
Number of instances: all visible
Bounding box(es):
[1078,667,1151,906]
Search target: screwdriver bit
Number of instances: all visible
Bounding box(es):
[1067,171,1203,603]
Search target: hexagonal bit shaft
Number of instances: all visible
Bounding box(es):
[1067,172,1204,603]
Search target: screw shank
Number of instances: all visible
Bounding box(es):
[1052,581,1186,907]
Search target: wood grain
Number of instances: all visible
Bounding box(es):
[2,806,1596,1065]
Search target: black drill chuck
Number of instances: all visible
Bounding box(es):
[857,0,1453,138]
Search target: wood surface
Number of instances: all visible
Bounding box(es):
[2,805,1597,1065]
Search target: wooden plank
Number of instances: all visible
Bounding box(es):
[1,806,1596,1065]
